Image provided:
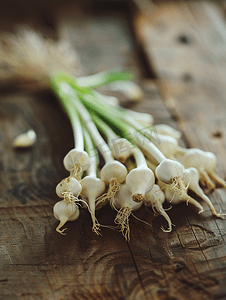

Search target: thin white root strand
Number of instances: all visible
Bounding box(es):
[70,164,82,180]
[152,205,159,216]
[131,212,152,228]
[145,206,176,229]
[164,205,173,211]
[186,196,204,214]
[156,206,172,233]
[195,191,226,219]
[209,206,226,219]
[100,224,120,232]
[91,216,102,235]
[62,191,79,204]
[79,198,102,235]
[95,198,109,210]
[96,180,120,206]
[114,207,131,241]
[171,176,187,196]
[215,208,226,220]
[95,193,108,206]
[63,192,102,235]
[145,205,172,232]
[56,219,68,235]
[160,225,170,233]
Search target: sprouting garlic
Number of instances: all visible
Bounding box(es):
[155,159,184,184]
[63,150,90,181]
[183,149,216,190]
[114,184,142,241]
[159,181,204,214]
[13,130,37,148]
[183,167,225,218]
[126,166,154,202]
[56,177,82,199]
[80,176,105,234]
[126,147,155,203]
[144,184,172,232]
[101,161,127,184]
[53,199,80,235]
[99,161,128,204]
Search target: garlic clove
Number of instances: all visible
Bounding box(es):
[80,176,105,200]
[155,159,184,184]
[145,185,172,232]
[53,200,80,235]
[126,167,155,203]
[56,177,82,199]
[165,185,204,213]
[97,161,127,207]
[145,184,165,206]
[63,149,90,172]
[13,130,37,148]
[204,152,217,170]
[183,149,226,190]
[114,184,142,211]
[80,176,105,235]
[183,167,225,218]
[114,184,143,241]
[100,161,127,184]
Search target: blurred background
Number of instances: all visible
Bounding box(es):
[1,1,226,299]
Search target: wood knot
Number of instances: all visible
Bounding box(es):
[212,130,222,138]
[182,73,193,82]
[173,262,186,272]
[178,34,190,45]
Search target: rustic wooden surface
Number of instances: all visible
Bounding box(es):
[1,1,226,299]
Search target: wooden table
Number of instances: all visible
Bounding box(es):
[1,1,226,299]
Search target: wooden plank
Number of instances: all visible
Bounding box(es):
[55,2,141,76]
[54,2,226,299]
[0,4,161,300]
[1,1,226,299]
[0,92,70,207]
[132,0,226,298]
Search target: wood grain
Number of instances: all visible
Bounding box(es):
[132,0,226,299]
[1,1,226,299]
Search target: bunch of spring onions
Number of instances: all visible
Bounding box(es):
[1,28,226,241]
[51,72,226,240]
